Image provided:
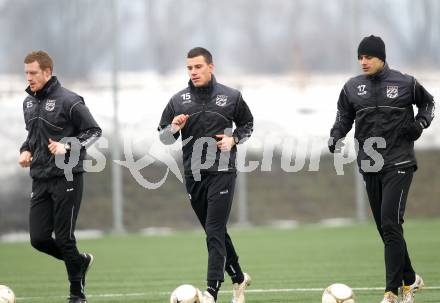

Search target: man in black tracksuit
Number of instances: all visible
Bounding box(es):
[329,36,435,303]
[158,47,253,303]
[19,51,101,303]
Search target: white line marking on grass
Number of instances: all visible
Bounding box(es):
[243,286,440,293]
[16,286,440,300]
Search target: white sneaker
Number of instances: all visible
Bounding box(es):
[401,274,424,303]
[201,291,215,303]
[380,292,399,303]
[231,273,252,303]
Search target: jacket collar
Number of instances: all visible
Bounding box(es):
[188,74,216,96]
[25,76,60,100]
[367,63,390,81]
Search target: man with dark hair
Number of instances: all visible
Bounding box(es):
[329,35,435,303]
[19,50,101,303]
[158,47,254,303]
[187,47,213,64]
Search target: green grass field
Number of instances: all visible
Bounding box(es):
[1,219,439,302]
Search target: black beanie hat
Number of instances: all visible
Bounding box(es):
[358,35,386,62]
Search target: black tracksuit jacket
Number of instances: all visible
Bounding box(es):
[330,64,435,173]
[20,76,102,179]
[158,76,254,177]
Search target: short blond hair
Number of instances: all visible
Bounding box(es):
[24,50,53,72]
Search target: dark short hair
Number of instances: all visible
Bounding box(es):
[187,47,213,64]
[24,50,54,72]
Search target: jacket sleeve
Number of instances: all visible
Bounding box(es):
[330,87,355,140]
[20,134,31,153]
[232,93,253,144]
[69,97,102,148]
[413,79,435,128]
[157,99,180,145]
[19,102,31,153]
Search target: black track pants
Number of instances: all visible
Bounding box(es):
[185,173,241,282]
[363,167,416,292]
[29,173,84,283]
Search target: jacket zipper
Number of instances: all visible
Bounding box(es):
[33,99,42,164]
[372,78,379,136]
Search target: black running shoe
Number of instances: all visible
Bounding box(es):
[81,253,94,289]
[68,295,87,303]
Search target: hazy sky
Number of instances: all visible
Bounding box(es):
[1,0,439,77]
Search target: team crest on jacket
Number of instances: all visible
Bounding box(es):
[45,99,56,111]
[26,100,33,108]
[215,95,228,106]
[386,86,399,99]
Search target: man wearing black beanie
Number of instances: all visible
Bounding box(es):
[329,35,435,303]
[358,35,386,63]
